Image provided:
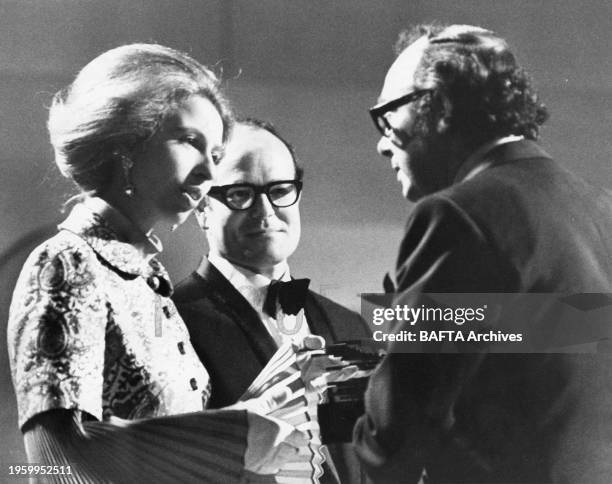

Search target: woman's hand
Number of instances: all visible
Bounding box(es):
[232,386,308,475]
[233,336,364,477]
[244,412,307,474]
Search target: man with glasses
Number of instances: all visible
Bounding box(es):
[353,24,612,483]
[173,118,369,484]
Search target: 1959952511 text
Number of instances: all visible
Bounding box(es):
[8,465,73,478]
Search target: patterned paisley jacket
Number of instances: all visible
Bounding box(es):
[8,198,211,429]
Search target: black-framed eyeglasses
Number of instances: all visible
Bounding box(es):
[207,180,303,211]
[369,89,432,136]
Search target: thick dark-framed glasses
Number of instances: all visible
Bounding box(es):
[369,89,432,136]
[207,180,303,211]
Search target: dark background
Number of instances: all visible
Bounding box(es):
[1,0,610,467]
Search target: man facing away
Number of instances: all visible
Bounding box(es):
[173,118,370,484]
[352,24,612,483]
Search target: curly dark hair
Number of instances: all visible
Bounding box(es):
[395,24,549,145]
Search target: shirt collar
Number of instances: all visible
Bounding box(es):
[59,197,168,281]
[205,253,291,313]
[454,135,525,183]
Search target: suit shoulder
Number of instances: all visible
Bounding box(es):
[308,291,370,335]
[421,161,552,247]
[172,273,206,303]
[403,193,489,250]
[309,290,360,316]
[441,156,578,218]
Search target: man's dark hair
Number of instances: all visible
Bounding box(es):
[396,24,549,145]
[236,117,304,180]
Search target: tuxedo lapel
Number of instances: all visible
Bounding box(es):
[304,292,336,342]
[196,259,278,364]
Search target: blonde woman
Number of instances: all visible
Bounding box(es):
[7,44,308,483]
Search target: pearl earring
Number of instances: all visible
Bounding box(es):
[195,198,209,230]
[118,153,135,197]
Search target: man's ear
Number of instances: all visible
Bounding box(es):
[436,94,453,134]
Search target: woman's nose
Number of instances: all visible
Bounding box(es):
[191,156,214,184]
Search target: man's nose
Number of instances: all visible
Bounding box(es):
[250,193,275,218]
[377,135,393,158]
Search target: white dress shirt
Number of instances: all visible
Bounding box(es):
[205,253,312,347]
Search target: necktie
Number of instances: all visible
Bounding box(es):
[263,278,310,318]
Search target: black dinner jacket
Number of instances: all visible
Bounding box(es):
[173,259,372,484]
[353,139,612,483]
[173,258,371,409]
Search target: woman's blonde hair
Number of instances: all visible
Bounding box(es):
[48,43,232,193]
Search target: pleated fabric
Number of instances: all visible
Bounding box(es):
[241,343,326,484]
[24,409,249,483]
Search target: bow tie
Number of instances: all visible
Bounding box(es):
[263,278,310,318]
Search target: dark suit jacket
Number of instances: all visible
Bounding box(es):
[173,258,371,483]
[353,140,612,483]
